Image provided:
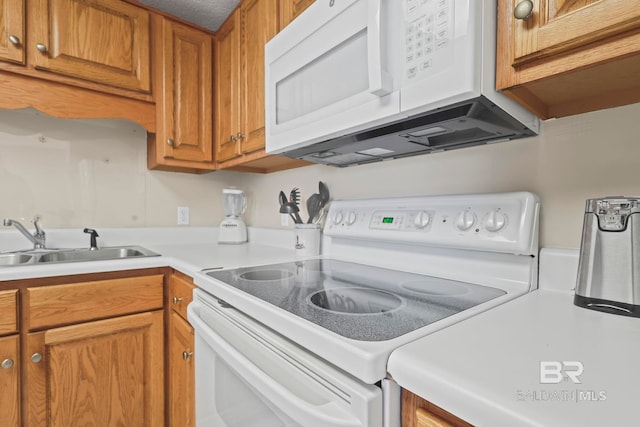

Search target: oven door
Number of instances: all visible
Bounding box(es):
[265,0,402,154]
[187,289,383,427]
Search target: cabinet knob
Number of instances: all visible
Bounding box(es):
[236,132,245,140]
[182,351,193,361]
[8,35,20,46]
[514,0,534,20]
[172,296,183,304]
[35,43,47,53]
[167,138,175,146]
[1,358,14,369]
[229,135,237,143]
[31,353,43,363]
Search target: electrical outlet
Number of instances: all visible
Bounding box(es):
[177,207,190,225]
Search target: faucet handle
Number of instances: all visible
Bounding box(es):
[31,216,44,235]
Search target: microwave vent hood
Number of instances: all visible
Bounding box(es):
[283,97,536,167]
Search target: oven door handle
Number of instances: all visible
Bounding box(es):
[188,302,371,427]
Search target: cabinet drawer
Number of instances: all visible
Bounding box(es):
[25,275,164,330]
[168,274,196,320]
[0,290,18,335]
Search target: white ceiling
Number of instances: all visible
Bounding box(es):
[137,0,241,31]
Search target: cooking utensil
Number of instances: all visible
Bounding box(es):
[306,193,322,223]
[279,191,298,224]
[319,181,329,206]
[289,188,303,224]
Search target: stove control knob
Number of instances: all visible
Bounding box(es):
[332,210,344,225]
[455,210,476,231]
[346,211,357,225]
[413,211,431,229]
[484,210,507,232]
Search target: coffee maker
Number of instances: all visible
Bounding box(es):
[575,196,640,317]
[218,189,247,244]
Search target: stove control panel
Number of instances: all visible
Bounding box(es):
[324,192,539,255]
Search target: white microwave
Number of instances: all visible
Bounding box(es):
[265,0,540,167]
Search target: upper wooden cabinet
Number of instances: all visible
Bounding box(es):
[497,0,640,119]
[149,16,215,173]
[0,0,25,64]
[280,0,314,28]
[28,0,151,93]
[214,8,241,164]
[0,0,156,130]
[214,0,310,173]
[215,0,278,164]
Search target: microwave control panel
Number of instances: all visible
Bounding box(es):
[403,0,455,83]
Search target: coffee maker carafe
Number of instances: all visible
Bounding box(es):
[218,189,247,244]
[575,196,640,317]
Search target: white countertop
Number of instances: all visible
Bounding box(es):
[388,249,640,426]
[0,226,296,282]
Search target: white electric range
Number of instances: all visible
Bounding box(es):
[189,192,539,427]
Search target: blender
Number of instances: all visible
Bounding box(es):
[218,189,247,244]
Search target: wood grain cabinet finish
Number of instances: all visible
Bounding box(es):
[0,0,25,64]
[149,16,215,173]
[214,8,241,164]
[0,290,19,427]
[14,272,166,426]
[402,389,473,427]
[24,310,164,426]
[280,0,314,28]
[24,274,164,330]
[214,0,310,173]
[167,273,196,427]
[28,0,151,93]
[497,0,640,119]
[0,289,18,335]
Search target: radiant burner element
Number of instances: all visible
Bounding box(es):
[309,288,404,314]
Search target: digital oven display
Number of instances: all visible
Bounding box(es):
[382,217,394,224]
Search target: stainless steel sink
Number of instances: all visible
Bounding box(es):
[0,246,160,267]
[0,253,35,266]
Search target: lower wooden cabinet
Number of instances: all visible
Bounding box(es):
[167,273,196,427]
[24,311,164,426]
[0,334,20,427]
[0,269,167,427]
[402,389,473,427]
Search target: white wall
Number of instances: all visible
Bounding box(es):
[0,108,242,228]
[233,102,640,249]
[1,103,639,249]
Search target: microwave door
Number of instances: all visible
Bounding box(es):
[265,0,403,154]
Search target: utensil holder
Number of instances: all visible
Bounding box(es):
[294,224,320,258]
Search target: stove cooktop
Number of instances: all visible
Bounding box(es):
[206,258,505,341]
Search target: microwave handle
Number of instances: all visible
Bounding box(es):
[368,0,392,96]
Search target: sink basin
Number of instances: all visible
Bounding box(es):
[0,253,34,266]
[0,246,160,267]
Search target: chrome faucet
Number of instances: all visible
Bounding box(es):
[3,217,46,249]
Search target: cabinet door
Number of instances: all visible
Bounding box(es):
[511,0,640,65]
[0,335,19,427]
[279,0,314,29]
[239,0,279,155]
[0,0,24,64]
[214,9,241,163]
[169,311,195,427]
[29,0,151,92]
[158,18,214,163]
[24,311,164,426]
